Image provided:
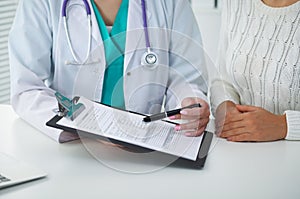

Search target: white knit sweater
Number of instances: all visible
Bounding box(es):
[210,0,300,140]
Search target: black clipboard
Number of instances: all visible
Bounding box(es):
[46,96,213,169]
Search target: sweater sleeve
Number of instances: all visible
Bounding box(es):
[284,111,300,140]
[209,0,240,114]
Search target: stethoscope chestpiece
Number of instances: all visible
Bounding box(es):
[141,49,158,69]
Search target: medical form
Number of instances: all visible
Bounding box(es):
[57,97,203,161]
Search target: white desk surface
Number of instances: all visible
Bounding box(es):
[0,105,300,199]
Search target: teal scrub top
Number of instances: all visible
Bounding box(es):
[91,0,128,109]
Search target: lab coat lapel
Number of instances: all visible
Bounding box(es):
[87,0,107,68]
[124,0,152,72]
[87,0,103,46]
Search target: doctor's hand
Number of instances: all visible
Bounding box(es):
[170,97,210,137]
[217,104,287,142]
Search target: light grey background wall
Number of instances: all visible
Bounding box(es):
[192,0,221,63]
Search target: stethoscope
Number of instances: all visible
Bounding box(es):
[62,0,158,67]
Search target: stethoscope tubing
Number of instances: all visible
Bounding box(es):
[62,0,157,66]
[62,0,91,17]
[62,0,92,64]
[141,0,150,49]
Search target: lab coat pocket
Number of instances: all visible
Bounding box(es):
[73,60,106,101]
[58,48,105,101]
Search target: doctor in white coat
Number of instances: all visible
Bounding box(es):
[9,0,209,142]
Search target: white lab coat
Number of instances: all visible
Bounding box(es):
[9,0,208,142]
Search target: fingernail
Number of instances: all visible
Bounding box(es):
[185,132,191,136]
[169,116,176,120]
[175,125,181,131]
[180,110,188,115]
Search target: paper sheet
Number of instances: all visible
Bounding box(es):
[58,97,203,161]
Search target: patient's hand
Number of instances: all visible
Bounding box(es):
[217,104,287,142]
[215,100,242,135]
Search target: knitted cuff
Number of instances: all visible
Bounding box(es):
[284,110,300,140]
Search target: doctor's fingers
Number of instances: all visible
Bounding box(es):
[184,126,206,137]
[180,107,210,120]
[175,118,209,132]
[169,106,210,120]
[168,109,203,120]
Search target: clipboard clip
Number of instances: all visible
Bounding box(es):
[55,92,85,121]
